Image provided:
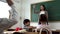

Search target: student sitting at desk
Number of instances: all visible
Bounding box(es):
[35,14,52,34]
[23,19,33,32]
[37,14,48,29]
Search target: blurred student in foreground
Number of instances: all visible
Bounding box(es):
[0,0,18,34]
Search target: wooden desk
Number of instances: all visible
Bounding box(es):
[4,31,38,34]
[4,29,27,34]
[4,29,60,34]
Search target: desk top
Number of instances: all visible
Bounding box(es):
[4,29,27,33]
[4,29,60,34]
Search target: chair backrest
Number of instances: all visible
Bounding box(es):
[39,28,52,34]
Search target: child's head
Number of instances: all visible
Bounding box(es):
[39,14,47,24]
[23,19,30,26]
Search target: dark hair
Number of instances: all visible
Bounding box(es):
[23,19,30,25]
[39,14,47,24]
[6,0,13,6]
[40,4,46,11]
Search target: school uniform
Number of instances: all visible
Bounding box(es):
[24,25,32,32]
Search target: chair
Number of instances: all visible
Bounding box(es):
[39,28,52,34]
[35,26,52,34]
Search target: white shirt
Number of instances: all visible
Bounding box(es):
[39,11,45,15]
[36,24,48,29]
[0,1,11,19]
[39,11,48,17]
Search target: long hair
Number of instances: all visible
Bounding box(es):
[40,4,46,11]
[39,14,48,24]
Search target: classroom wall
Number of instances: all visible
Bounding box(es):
[21,0,60,30]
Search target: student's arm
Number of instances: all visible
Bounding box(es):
[24,26,33,29]
[0,18,17,30]
[24,26,30,31]
[24,26,29,29]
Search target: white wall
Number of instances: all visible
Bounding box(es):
[21,0,60,30]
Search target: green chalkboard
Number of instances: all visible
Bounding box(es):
[31,0,60,22]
